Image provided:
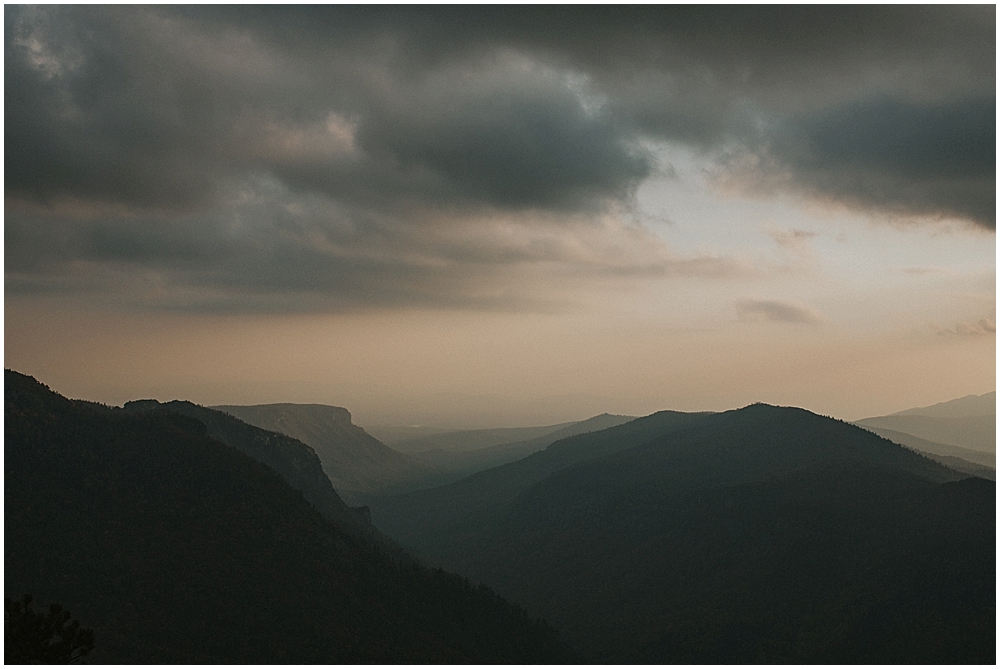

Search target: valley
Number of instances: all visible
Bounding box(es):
[6,370,994,663]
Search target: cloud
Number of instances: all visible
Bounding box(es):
[895,266,953,276]
[6,175,752,314]
[933,318,996,337]
[735,298,825,325]
[4,6,651,218]
[4,6,994,313]
[722,96,995,229]
[7,6,993,219]
[763,226,820,265]
[766,227,818,247]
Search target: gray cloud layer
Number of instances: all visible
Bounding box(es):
[726,96,996,226]
[5,6,994,312]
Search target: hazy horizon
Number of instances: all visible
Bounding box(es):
[5,349,993,432]
[5,6,995,429]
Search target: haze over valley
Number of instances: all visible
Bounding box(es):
[5,5,995,665]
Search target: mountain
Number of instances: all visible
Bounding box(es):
[855,392,995,453]
[892,391,996,418]
[124,399,364,530]
[5,370,575,664]
[858,424,995,477]
[370,409,714,546]
[372,404,994,663]
[855,414,995,453]
[212,403,438,504]
[407,413,637,479]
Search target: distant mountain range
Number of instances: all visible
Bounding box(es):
[854,391,995,481]
[890,392,996,418]
[857,425,994,477]
[371,403,995,663]
[397,413,637,479]
[5,371,574,664]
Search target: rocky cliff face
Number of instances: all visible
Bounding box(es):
[124,400,366,530]
[212,403,440,503]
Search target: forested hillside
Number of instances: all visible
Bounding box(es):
[373,404,995,663]
[4,370,574,664]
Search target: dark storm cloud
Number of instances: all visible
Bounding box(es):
[269,62,651,213]
[180,5,995,148]
[796,97,994,180]
[4,5,994,312]
[732,96,996,228]
[4,5,650,216]
[353,86,648,211]
[206,6,992,89]
[5,7,229,211]
[7,5,993,215]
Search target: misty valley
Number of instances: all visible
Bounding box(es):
[5,369,995,664]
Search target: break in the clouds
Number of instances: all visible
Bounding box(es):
[5,5,995,313]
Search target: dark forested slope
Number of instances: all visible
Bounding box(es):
[4,370,574,664]
[858,424,995,478]
[373,404,995,663]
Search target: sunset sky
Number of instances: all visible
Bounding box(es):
[5,6,995,428]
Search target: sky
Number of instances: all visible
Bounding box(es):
[5,6,995,429]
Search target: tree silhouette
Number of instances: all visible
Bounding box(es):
[5,594,95,664]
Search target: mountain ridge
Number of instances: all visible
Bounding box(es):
[369,409,713,544]
[369,401,992,663]
[854,392,995,454]
[889,391,995,418]
[855,414,995,453]
[857,424,994,473]
[406,413,637,480]
[212,402,438,504]
[4,370,576,664]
